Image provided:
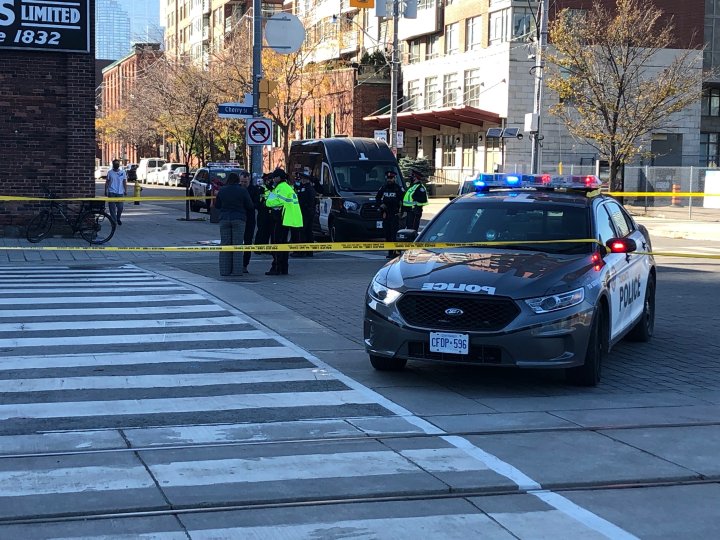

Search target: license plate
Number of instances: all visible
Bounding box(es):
[429,332,469,355]
[376,220,384,229]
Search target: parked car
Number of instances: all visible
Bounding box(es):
[137,158,166,184]
[189,163,243,212]
[94,166,110,180]
[174,167,195,188]
[151,163,185,186]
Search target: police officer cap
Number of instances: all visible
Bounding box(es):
[408,165,425,178]
[385,170,397,178]
[272,168,288,180]
[298,171,311,180]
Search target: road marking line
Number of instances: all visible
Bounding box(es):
[0,315,246,332]
[0,304,226,318]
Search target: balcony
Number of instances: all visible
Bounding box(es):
[202,0,211,15]
[398,1,440,41]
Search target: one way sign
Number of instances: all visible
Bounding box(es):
[246,118,273,146]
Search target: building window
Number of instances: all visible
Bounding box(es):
[406,79,421,110]
[443,73,458,107]
[701,132,720,166]
[305,117,315,139]
[702,87,720,116]
[426,34,440,60]
[464,69,481,107]
[418,0,435,9]
[489,8,510,44]
[324,113,335,138]
[424,76,438,109]
[442,134,456,167]
[462,133,476,169]
[408,39,421,64]
[445,23,459,55]
[465,16,482,51]
[512,7,536,41]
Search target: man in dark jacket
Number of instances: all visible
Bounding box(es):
[240,171,261,273]
[254,172,274,247]
[295,171,316,257]
[215,171,254,276]
[376,170,404,258]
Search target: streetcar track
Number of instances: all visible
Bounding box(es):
[2,418,720,460]
[0,476,717,527]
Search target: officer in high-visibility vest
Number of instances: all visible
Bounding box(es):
[265,168,303,276]
[402,165,429,231]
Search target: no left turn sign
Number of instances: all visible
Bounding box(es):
[247,118,273,146]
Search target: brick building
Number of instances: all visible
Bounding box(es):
[0,3,96,233]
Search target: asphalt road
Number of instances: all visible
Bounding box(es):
[0,184,718,538]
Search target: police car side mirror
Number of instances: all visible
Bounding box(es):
[448,195,456,201]
[396,229,418,242]
[606,238,637,254]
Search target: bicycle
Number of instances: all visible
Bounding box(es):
[26,186,116,244]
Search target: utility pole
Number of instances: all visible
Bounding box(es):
[530,0,549,174]
[251,0,263,181]
[389,0,400,154]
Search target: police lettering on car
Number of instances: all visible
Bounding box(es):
[364,173,656,387]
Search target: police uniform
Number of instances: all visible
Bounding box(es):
[254,174,274,247]
[296,173,316,257]
[403,172,429,231]
[376,171,404,258]
[265,169,303,275]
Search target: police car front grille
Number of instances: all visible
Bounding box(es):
[397,293,520,331]
[360,204,384,219]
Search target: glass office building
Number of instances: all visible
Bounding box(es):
[96,0,162,61]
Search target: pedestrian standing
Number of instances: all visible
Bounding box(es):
[215,171,254,276]
[254,173,274,247]
[296,171,316,257]
[265,169,303,275]
[240,171,260,273]
[105,159,127,225]
[402,166,429,231]
[376,170,404,258]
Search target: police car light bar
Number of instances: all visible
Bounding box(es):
[470,173,601,192]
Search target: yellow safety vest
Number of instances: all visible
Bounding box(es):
[266,181,304,228]
[403,183,428,208]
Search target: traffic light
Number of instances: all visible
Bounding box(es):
[259,78,278,111]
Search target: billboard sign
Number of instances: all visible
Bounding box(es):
[0,0,90,53]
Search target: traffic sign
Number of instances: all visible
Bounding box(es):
[264,13,306,54]
[247,118,273,146]
[374,129,387,142]
[218,103,253,119]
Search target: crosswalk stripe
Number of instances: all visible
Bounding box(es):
[0,286,188,294]
[1,368,334,393]
[0,390,376,420]
[0,330,267,348]
[0,316,247,332]
[5,293,205,305]
[0,347,299,371]
[0,304,226,318]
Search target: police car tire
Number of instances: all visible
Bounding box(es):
[627,274,655,343]
[566,308,605,387]
[330,220,345,242]
[369,354,407,371]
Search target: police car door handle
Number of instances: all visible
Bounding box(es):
[625,253,631,263]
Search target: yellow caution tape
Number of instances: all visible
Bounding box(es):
[0,195,210,202]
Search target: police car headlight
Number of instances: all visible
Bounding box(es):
[369,279,402,305]
[525,288,585,314]
[343,201,360,211]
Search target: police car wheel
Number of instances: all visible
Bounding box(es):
[566,308,606,387]
[369,354,407,371]
[330,220,345,242]
[627,273,655,342]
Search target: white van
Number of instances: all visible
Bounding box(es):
[137,158,166,184]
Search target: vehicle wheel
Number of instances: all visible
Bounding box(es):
[369,354,407,371]
[627,274,655,342]
[329,220,346,242]
[566,308,605,387]
[26,210,53,243]
[79,211,116,244]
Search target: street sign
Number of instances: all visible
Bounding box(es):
[218,103,253,119]
[0,0,90,53]
[247,118,273,146]
[396,131,404,148]
[374,129,387,142]
[264,13,305,54]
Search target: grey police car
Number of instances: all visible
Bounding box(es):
[364,174,656,386]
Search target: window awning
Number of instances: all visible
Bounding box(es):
[363,105,502,132]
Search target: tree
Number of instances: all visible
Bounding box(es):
[96,104,157,160]
[546,0,705,191]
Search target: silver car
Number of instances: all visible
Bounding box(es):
[364,175,656,386]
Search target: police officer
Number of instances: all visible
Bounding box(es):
[296,171,316,257]
[376,170,404,258]
[402,166,429,231]
[265,169,303,275]
[254,173,274,248]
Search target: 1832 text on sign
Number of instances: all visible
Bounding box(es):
[0,0,90,53]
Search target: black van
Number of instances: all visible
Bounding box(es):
[287,137,404,241]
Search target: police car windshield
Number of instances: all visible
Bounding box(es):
[420,202,592,254]
[333,162,403,193]
[210,169,241,184]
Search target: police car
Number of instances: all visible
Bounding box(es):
[364,174,655,386]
